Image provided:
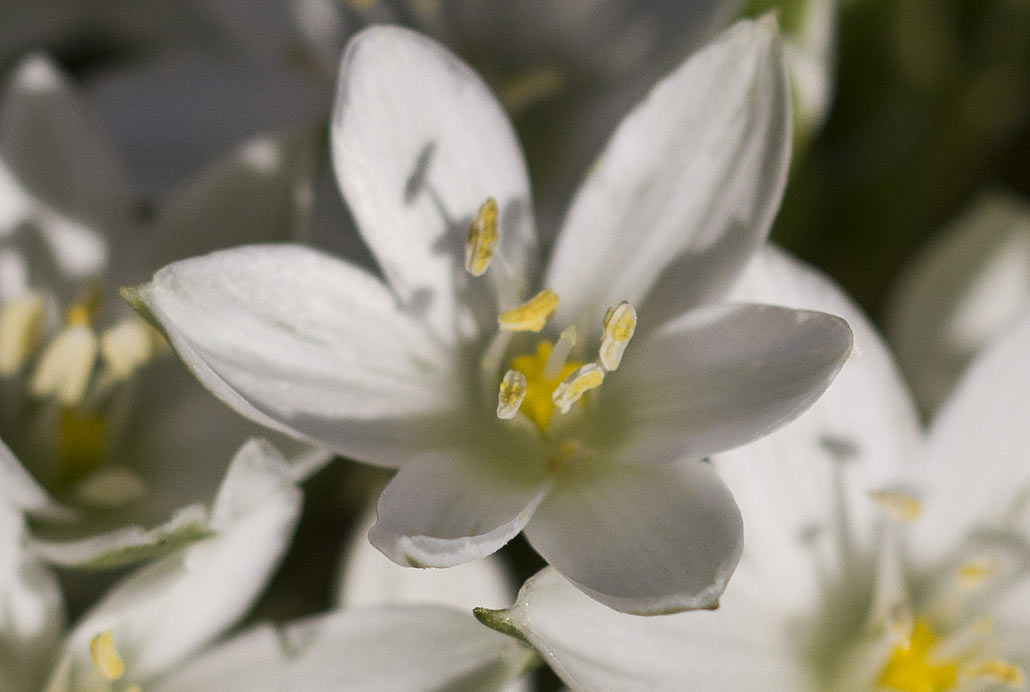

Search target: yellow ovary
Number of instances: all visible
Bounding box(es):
[510,341,582,433]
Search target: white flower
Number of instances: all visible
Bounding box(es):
[1,438,534,692]
[0,54,325,563]
[886,190,1030,415]
[480,250,1030,692]
[134,20,853,614]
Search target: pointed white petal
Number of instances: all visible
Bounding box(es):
[545,19,791,332]
[607,302,852,463]
[60,439,301,680]
[150,606,535,692]
[0,54,131,279]
[0,500,64,692]
[136,244,459,465]
[912,310,1030,560]
[337,503,517,611]
[332,26,536,338]
[523,459,741,615]
[370,450,549,568]
[487,568,802,692]
[886,191,1030,414]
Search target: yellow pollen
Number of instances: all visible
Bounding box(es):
[957,559,1001,591]
[497,369,527,419]
[0,292,45,375]
[510,341,582,433]
[498,289,559,333]
[465,197,499,277]
[878,619,958,692]
[599,301,637,371]
[58,407,106,484]
[966,659,1025,687]
[90,631,125,681]
[869,489,924,522]
[552,363,605,414]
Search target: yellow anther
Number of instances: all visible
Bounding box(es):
[869,489,923,522]
[957,559,1001,591]
[497,369,527,420]
[465,197,499,277]
[29,324,98,406]
[552,363,605,414]
[100,318,163,380]
[878,619,958,692]
[498,289,559,333]
[599,301,637,371]
[90,631,125,681]
[510,341,581,433]
[0,292,44,375]
[966,659,1025,687]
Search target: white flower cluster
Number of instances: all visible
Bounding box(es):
[2,1,1027,691]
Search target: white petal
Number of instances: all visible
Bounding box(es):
[912,310,1030,560]
[718,246,922,612]
[136,244,459,465]
[607,302,853,463]
[332,26,536,338]
[150,605,535,692]
[0,54,131,279]
[886,191,1030,415]
[137,130,318,283]
[337,503,517,611]
[523,459,741,615]
[0,435,76,521]
[484,568,803,692]
[545,19,791,332]
[28,504,210,570]
[370,450,550,568]
[0,500,64,692]
[60,439,301,680]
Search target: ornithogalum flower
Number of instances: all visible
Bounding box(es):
[134,20,853,614]
[479,252,1030,691]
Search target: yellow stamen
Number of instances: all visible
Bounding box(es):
[957,559,1001,591]
[598,301,637,371]
[90,631,125,681]
[966,659,1025,687]
[58,407,106,484]
[497,369,527,420]
[498,289,559,333]
[499,66,566,113]
[878,619,958,692]
[100,318,164,381]
[0,292,44,375]
[465,197,499,277]
[64,283,103,327]
[510,341,582,433]
[29,324,98,406]
[870,489,923,522]
[552,363,605,414]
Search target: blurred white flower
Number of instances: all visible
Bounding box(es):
[480,250,1030,692]
[135,20,853,615]
[0,54,325,563]
[887,190,1030,416]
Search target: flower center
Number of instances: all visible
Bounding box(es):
[877,619,958,692]
[464,197,638,436]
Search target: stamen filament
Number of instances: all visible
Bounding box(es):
[543,326,577,380]
[464,197,499,277]
[497,369,527,419]
[498,289,559,333]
